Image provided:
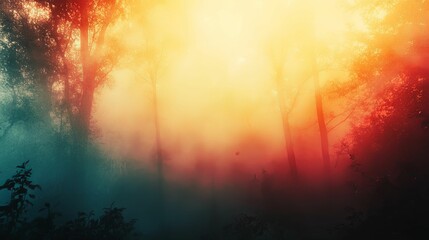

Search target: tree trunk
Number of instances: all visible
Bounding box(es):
[78,0,95,151]
[276,72,298,179]
[305,0,331,179]
[152,79,168,238]
[311,55,331,179]
[153,85,163,179]
[64,0,94,211]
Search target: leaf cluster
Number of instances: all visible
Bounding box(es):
[0,161,137,240]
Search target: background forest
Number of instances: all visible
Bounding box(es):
[0,0,428,239]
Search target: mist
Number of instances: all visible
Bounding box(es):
[1,0,428,239]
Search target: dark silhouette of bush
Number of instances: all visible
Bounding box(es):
[0,161,138,240]
[336,151,429,239]
[0,160,41,237]
[224,213,268,240]
[56,206,137,240]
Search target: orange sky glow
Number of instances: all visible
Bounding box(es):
[91,0,386,183]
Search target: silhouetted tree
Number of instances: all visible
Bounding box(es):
[0,0,126,155]
[336,1,429,238]
[267,46,299,179]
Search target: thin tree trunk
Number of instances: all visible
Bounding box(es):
[78,0,94,150]
[311,55,331,179]
[276,72,298,178]
[152,79,168,238]
[77,0,114,151]
[153,82,163,181]
[305,0,332,179]
[64,0,93,211]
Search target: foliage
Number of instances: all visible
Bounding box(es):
[333,1,429,236]
[0,0,126,145]
[336,83,429,236]
[57,206,137,239]
[336,153,429,240]
[0,161,138,240]
[0,160,41,235]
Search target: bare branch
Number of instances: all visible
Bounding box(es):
[327,109,355,132]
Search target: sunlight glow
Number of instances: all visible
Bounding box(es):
[22,1,50,23]
[94,0,375,178]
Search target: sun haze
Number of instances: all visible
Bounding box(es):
[95,0,369,182]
